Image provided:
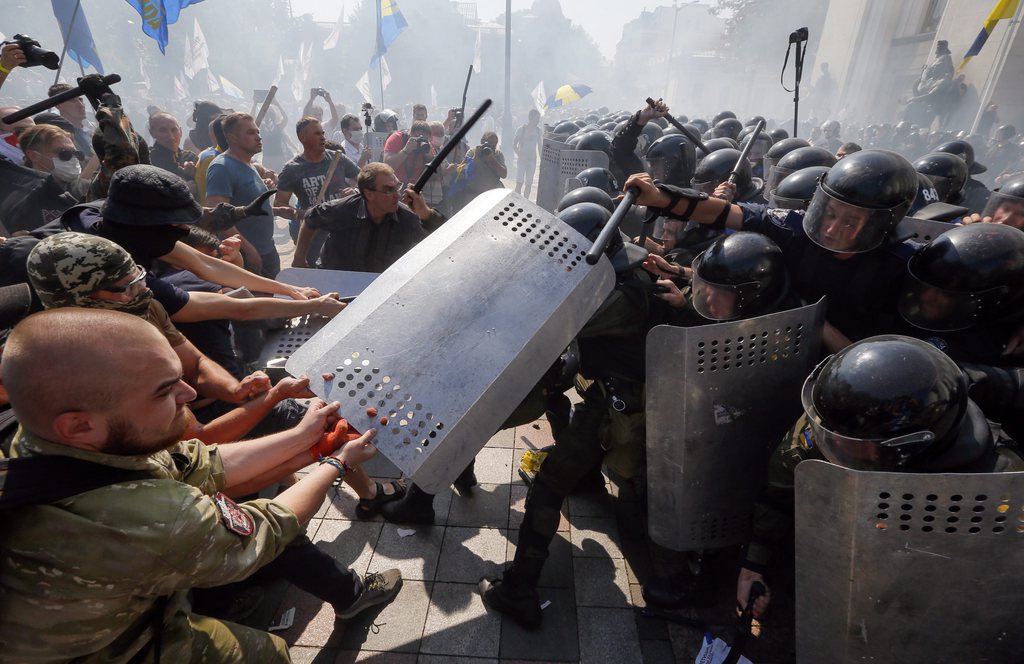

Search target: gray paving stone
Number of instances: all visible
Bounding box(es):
[417,656,496,664]
[484,427,516,448]
[369,523,445,581]
[569,517,623,559]
[435,526,508,583]
[312,519,384,577]
[288,645,337,664]
[447,483,512,529]
[339,579,431,653]
[499,586,579,662]
[506,530,574,588]
[573,557,631,608]
[513,421,555,450]
[337,651,418,663]
[640,639,676,664]
[577,607,642,664]
[473,447,514,484]
[277,583,343,647]
[420,582,501,658]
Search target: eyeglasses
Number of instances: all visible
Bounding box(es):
[102,267,147,294]
[53,148,84,162]
[369,185,402,196]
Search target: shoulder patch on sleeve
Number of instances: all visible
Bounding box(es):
[215,492,254,536]
[768,207,800,228]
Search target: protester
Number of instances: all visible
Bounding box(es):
[148,111,198,184]
[45,83,93,162]
[513,108,542,197]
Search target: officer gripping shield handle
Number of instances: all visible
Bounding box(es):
[964,173,1024,230]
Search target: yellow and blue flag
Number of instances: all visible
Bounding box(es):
[125,0,204,54]
[957,0,1020,74]
[370,0,408,69]
[545,84,593,109]
[51,0,104,73]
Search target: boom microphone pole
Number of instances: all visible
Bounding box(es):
[3,73,121,124]
[781,27,809,137]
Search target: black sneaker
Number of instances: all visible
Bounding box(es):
[337,569,403,620]
[478,577,542,629]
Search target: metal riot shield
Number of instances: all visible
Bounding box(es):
[366,131,391,163]
[895,215,957,245]
[536,137,569,212]
[559,150,610,197]
[795,459,1024,663]
[645,299,826,551]
[286,189,616,493]
[257,269,379,373]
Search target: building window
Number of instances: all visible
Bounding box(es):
[921,0,946,34]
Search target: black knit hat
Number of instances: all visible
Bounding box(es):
[101,164,202,226]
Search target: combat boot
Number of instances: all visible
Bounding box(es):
[380,482,435,524]
[479,560,545,629]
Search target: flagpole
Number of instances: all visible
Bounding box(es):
[54,0,84,85]
[376,0,385,107]
[970,2,1023,134]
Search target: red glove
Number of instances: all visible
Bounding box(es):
[310,418,363,459]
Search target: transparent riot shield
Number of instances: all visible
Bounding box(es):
[645,298,826,551]
[795,459,1024,663]
[286,189,616,493]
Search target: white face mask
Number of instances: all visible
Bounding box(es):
[349,130,364,144]
[51,155,82,183]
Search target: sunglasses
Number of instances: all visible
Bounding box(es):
[102,267,147,294]
[53,148,85,162]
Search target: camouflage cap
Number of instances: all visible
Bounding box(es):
[27,232,136,310]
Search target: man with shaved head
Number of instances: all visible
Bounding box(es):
[149,111,198,183]
[0,309,402,663]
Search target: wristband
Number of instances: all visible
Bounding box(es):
[0,63,10,75]
[710,202,732,231]
[319,454,353,478]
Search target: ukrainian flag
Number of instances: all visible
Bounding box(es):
[957,0,1021,74]
[370,0,408,68]
[545,84,593,109]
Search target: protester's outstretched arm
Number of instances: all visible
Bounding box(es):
[169,290,344,323]
[187,376,313,445]
[163,241,317,300]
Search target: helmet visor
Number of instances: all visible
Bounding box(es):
[768,192,810,210]
[689,252,758,321]
[981,191,1024,230]
[693,178,721,195]
[801,371,936,471]
[898,268,982,332]
[763,155,782,186]
[802,187,896,253]
[765,164,794,194]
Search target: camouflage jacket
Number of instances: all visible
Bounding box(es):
[0,430,301,663]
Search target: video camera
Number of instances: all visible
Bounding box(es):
[361,102,373,130]
[410,135,431,154]
[2,34,59,70]
[789,27,809,44]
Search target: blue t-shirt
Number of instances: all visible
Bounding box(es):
[205,154,276,255]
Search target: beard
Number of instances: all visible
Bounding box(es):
[104,407,190,457]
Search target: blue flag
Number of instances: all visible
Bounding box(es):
[50,0,104,73]
[125,0,204,53]
[370,0,408,68]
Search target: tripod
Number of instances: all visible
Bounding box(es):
[781,27,809,138]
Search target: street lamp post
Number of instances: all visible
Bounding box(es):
[503,0,513,150]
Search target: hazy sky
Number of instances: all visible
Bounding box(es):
[289,0,716,60]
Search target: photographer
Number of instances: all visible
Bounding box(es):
[383,120,435,185]
[0,41,26,91]
[451,131,506,211]
[303,87,340,135]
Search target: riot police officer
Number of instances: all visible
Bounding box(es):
[692,148,764,203]
[935,139,991,213]
[768,166,831,210]
[609,99,670,187]
[913,152,969,205]
[964,173,1024,229]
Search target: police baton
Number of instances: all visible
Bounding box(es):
[646,97,710,156]
[586,187,639,265]
[411,98,491,194]
[721,580,767,664]
[3,74,121,124]
[729,119,765,186]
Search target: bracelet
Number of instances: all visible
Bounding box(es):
[0,63,10,75]
[319,454,352,478]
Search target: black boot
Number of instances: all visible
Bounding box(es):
[642,545,714,609]
[479,557,546,629]
[453,459,478,493]
[380,482,436,524]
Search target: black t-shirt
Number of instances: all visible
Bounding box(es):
[305,194,426,272]
[740,204,912,342]
[278,150,359,209]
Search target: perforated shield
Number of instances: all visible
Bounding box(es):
[286,189,616,492]
[367,131,391,163]
[795,460,1024,663]
[895,216,957,245]
[536,137,569,212]
[257,269,378,372]
[645,299,826,551]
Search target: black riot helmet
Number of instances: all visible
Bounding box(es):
[802,149,918,253]
[552,120,579,137]
[566,132,585,149]
[703,137,740,152]
[908,172,942,216]
[575,168,619,196]
[557,202,647,272]
[769,165,831,210]
[690,231,788,321]
[745,115,766,127]
[372,109,400,132]
[639,121,664,153]
[690,118,709,134]
[768,127,790,142]
[981,173,1024,229]
[573,119,588,128]
[556,186,615,213]
[766,146,837,194]
[763,137,811,184]
[693,148,752,197]
[802,335,970,471]
[899,223,1024,331]
[935,139,986,174]
[913,152,969,205]
[599,121,618,132]
[712,117,744,140]
[645,134,697,188]
[711,110,737,125]
[575,130,613,155]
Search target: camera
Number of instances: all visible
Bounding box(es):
[412,136,431,154]
[361,102,374,111]
[789,27,809,44]
[3,34,59,70]
[478,145,493,157]
[315,87,328,98]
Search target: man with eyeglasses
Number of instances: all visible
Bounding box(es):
[294,162,444,271]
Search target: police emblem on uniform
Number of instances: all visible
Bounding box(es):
[923,336,950,354]
[767,207,796,228]
[214,492,254,536]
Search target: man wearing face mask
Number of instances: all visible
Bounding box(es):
[333,114,372,167]
[0,106,34,164]
[5,124,84,233]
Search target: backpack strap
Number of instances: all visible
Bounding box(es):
[0,455,152,510]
